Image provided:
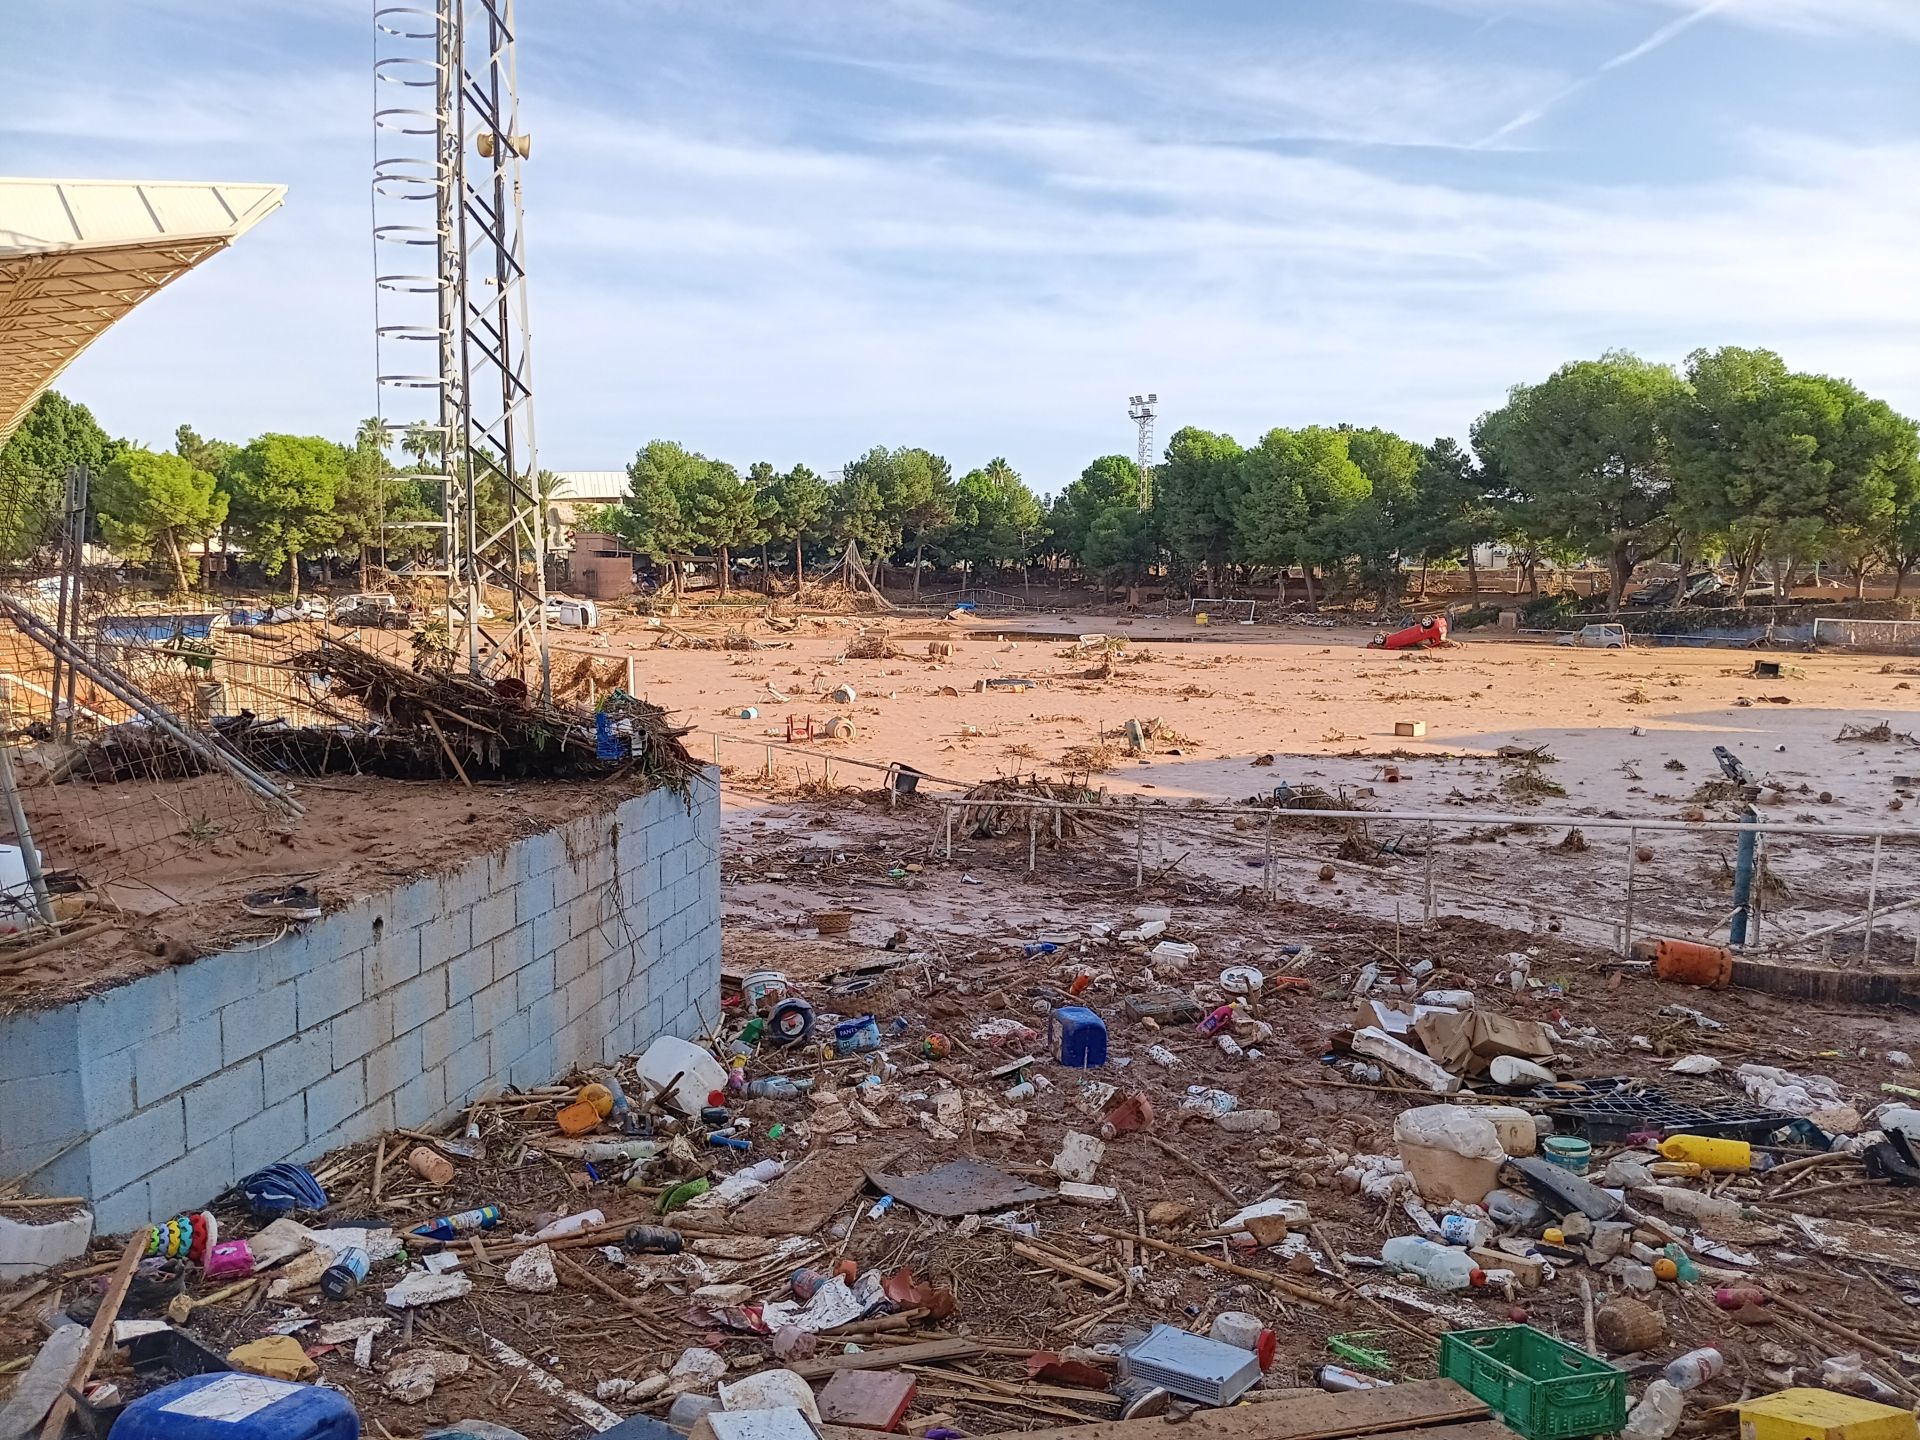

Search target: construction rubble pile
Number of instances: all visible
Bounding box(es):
[7,911,1920,1440]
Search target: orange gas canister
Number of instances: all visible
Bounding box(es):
[1642,937,1733,989]
[556,1099,603,1136]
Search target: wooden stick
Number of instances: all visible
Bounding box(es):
[0,920,118,974]
[1578,1274,1599,1357]
[1089,1226,1345,1311]
[552,1253,676,1342]
[39,1233,145,1440]
[1144,1134,1240,1206]
[422,713,472,788]
[1012,1241,1122,1294]
[371,1136,388,1206]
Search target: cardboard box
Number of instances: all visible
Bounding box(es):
[1414,1009,1557,1078]
[1395,720,1426,737]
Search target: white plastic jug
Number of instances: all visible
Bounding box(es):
[1394,1104,1507,1205]
[636,1035,728,1115]
[1476,1104,1538,1157]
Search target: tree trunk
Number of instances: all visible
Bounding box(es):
[163,529,189,595]
[1607,545,1632,614]
[360,544,371,592]
[717,545,730,597]
[1732,542,1760,609]
[759,542,769,593]
[1465,549,1479,604]
[794,538,805,586]
[1302,566,1317,610]
[913,541,924,599]
[1854,566,1868,601]
[1417,558,1429,598]
[288,550,302,599]
[1895,561,1913,599]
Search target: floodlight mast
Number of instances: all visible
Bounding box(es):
[373,0,549,693]
[1126,392,1158,508]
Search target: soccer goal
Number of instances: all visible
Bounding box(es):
[1185,597,1257,622]
[1812,617,1920,654]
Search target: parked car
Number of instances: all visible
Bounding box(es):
[1558,623,1627,649]
[543,595,599,628]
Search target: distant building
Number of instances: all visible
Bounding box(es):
[568,530,639,601]
[545,472,628,538]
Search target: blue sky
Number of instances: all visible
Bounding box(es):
[8,0,1920,494]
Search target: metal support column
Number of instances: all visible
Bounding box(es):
[1729,806,1759,949]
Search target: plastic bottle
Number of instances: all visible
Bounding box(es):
[412,1205,502,1241]
[1660,1243,1700,1283]
[1196,1003,1238,1036]
[1621,1380,1686,1440]
[1024,941,1059,957]
[867,1195,895,1220]
[621,1224,684,1254]
[1484,1189,1546,1231]
[533,1209,604,1241]
[1439,1213,1493,1248]
[706,1133,751,1152]
[320,1247,371,1300]
[1657,1135,1751,1172]
[1317,1365,1390,1392]
[1381,1235,1485,1292]
[743,1077,811,1100]
[1662,1348,1724,1390]
[1644,1186,1745,1225]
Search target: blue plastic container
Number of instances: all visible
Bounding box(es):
[1051,1005,1108,1067]
[114,1373,359,1440]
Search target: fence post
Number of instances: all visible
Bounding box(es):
[1729,806,1758,949]
[1864,833,1883,965]
[943,803,953,861]
[1135,801,1145,889]
[1263,813,1274,901]
[1423,822,1435,926]
[1622,827,1638,958]
[1027,808,1037,873]
[626,654,638,695]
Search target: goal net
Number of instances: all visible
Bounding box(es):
[1185,597,1257,621]
[1812,617,1920,654]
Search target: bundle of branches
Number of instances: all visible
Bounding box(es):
[948,776,1113,841]
[285,640,698,789]
[845,628,895,659]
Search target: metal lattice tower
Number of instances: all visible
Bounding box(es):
[1127,392,1157,507]
[373,0,548,689]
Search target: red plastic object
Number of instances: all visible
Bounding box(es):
[1255,1329,1277,1372]
[1098,1091,1154,1139]
[1379,616,1449,650]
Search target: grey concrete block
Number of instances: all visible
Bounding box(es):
[489,1008,529,1072]
[230,1092,306,1177]
[134,1011,222,1107]
[518,829,565,880]
[514,951,557,1011]
[419,999,473,1072]
[469,975,517,1038]
[391,1064,446,1132]
[365,1029,423,1105]
[79,1045,137,1132]
[179,950,270,1023]
[220,982,297,1067]
[447,946,490,1005]
[185,1059,264,1151]
[74,972,174,1059]
[489,924,532,981]
[262,1027,333,1098]
[91,1097,185,1195]
[443,1036,493,1105]
[363,921,424,992]
[305,1063,366,1138]
[526,905,567,965]
[330,997,393,1070]
[382,876,444,931]
[295,950,365,1028]
[519,991,557,1052]
[420,909,473,970]
[0,1071,82,1154]
[508,1036,556,1091]
[553,933,595,987]
[388,966,448,1035]
[93,1180,151,1236]
[0,1005,79,1083]
[146,1133,236,1225]
[470,890,516,947]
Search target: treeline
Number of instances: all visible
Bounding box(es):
[7,344,1918,610]
[604,347,1920,610]
[0,400,489,597]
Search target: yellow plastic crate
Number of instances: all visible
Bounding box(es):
[1731,1389,1918,1440]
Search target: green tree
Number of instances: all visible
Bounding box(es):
[616,440,705,596]
[335,417,389,590]
[93,447,228,592]
[1472,351,1688,612]
[1053,456,1145,561]
[224,434,349,598]
[1887,456,1920,599]
[1402,438,1496,599]
[0,392,117,560]
[1154,427,1245,588]
[830,450,901,571]
[944,458,1044,578]
[1234,427,1370,606]
[874,446,954,597]
[1081,505,1157,596]
[766,463,830,583]
[682,460,763,597]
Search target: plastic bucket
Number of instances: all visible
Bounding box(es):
[1651,939,1732,989]
[1544,1136,1591,1175]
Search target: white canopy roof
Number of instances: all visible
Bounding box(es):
[0,177,286,443]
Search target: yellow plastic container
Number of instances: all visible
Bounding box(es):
[1658,1134,1751,1171]
[1731,1388,1918,1440]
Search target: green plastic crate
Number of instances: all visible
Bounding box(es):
[1439,1325,1627,1440]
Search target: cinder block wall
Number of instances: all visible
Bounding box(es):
[0,776,720,1234]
